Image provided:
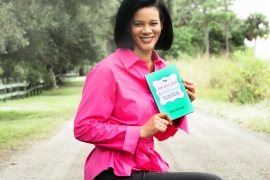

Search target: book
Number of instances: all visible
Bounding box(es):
[145,64,194,120]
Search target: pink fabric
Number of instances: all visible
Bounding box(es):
[74,48,189,180]
[135,138,169,172]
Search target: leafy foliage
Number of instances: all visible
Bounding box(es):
[242,13,269,41]
[0,0,120,87]
[209,49,270,104]
[0,0,269,89]
[160,26,203,58]
[167,0,267,57]
[0,3,28,54]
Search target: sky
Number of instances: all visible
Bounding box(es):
[231,0,270,60]
[231,0,270,20]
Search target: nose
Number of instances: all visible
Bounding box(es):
[142,25,152,34]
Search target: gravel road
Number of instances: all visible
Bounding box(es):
[0,111,270,180]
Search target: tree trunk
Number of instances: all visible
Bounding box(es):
[254,37,257,50]
[224,0,230,58]
[204,23,210,58]
[48,68,58,90]
[166,0,174,20]
[225,22,229,57]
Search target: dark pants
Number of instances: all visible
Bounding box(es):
[94,168,223,180]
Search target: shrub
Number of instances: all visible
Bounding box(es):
[212,49,270,104]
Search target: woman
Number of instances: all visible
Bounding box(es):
[74,0,222,180]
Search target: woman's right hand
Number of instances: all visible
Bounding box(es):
[140,113,172,138]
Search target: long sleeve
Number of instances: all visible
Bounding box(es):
[154,116,189,141]
[74,64,140,153]
[77,49,189,180]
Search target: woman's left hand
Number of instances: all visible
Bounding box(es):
[182,78,196,102]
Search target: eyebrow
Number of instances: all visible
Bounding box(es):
[133,19,159,22]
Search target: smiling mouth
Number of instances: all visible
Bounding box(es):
[141,37,153,43]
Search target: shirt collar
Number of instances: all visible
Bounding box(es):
[115,48,165,69]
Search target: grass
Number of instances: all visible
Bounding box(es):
[167,55,270,134]
[0,78,84,157]
[0,53,269,158]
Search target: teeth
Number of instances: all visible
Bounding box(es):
[141,37,152,42]
[142,38,152,40]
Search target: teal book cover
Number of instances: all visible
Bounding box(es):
[145,64,194,120]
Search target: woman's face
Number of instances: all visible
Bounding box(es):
[130,7,163,55]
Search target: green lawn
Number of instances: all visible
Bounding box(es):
[0,79,84,157]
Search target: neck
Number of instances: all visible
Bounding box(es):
[133,49,153,63]
[133,49,155,72]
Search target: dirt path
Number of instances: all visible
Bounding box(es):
[1,111,270,180]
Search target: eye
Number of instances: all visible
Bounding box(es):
[134,22,143,26]
[150,22,158,26]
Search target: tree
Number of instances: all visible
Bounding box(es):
[163,0,175,20]
[192,0,220,58]
[207,18,245,55]
[174,0,220,58]
[0,2,28,55]
[216,0,236,57]
[0,0,120,88]
[242,13,269,49]
[173,0,247,57]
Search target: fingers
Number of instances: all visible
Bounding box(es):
[184,83,195,93]
[182,77,193,85]
[186,89,196,102]
[157,122,168,133]
[154,119,167,133]
[157,113,172,124]
[182,78,196,102]
[155,113,171,133]
[182,78,195,92]
[140,113,172,138]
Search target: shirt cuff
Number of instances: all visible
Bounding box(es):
[172,116,189,134]
[123,126,141,154]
